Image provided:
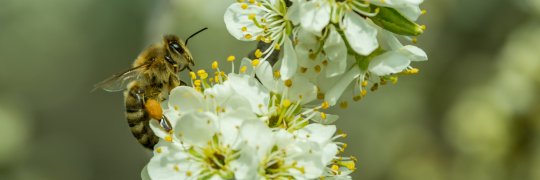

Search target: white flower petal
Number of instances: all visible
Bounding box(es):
[280,37,298,80]
[297,124,336,145]
[400,45,427,61]
[322,143,339,164]
[255,60,278,92]
[288,76,318,104]
[324,26,347,77]
[141,165,150,180]
[240,118,274,158]
[227,74,270,114]
[174,112,217,146]
[168,86,205,113]
[395,4,422,21]
[224,3,264,41]
[286,0,302,25]
[239,57,255,74]
[147,143,193,180]
[219,109,258,148]
[274,129,295,148]
[149,119,169,139]
[300,0,331,34]
[368,51,411,76]
[325,67,362,106]
[311,112,339,125]
[343,12,378,55]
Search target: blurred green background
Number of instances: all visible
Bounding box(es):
[1,0,540,179]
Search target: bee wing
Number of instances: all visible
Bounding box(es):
[93,64,148,92]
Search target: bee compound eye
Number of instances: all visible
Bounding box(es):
[165,55,176,64]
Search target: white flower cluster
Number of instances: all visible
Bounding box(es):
[225,0,428,104]
[142,64,353,179]
[143,0,428,179]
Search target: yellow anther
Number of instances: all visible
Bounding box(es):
[360,89,367,96]
[241,26,248,32]
[412,37,418,44]
[420,25,426,31]
[353,95,362,101]
[227,55,236,62]
[314,65,321,73]
[389,76,398,84]
[341,133,348,138]
[321,101,329,109]
[240,65,247,73]
[254,49,263,58]
[273,70,281,78]
[189,71,196,80]
[339,101,348,109]
[174,105,179,111]
[209,77,214,83]
[284,79,293,87]
[237,0,244,2]
[409,68,419,74]
[212,61,218,70]
[331,164,339,172]
[156,147,162,153]
[361,81,368,87]
[241,3,248,9]
[165,135,173,142]
[322,60,328,66]
[248,0,255,3]
[274,43,281,50]
[282,99,291,108]
[244,34,253,39]
[300,67,308,73]
[197,69,208,79]
[251,59,260,66]
[248,13,256,20]
[340,160,356,171]
[421,9,427,15]
[263,37,272,43]
[194,80,201,86]
[186,171,192,177]
[320,112,327,120]
[195,86,202,92]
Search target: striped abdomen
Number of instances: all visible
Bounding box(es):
[124,83,159,149]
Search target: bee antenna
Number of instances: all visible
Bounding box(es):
[185,27,208,46]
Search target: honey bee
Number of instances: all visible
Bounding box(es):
[94,28,207,149]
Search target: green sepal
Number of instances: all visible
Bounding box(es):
[370,6,424,36]
[356,47,385,71]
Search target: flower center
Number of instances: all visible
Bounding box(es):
[261,149,305,178]
[205,151,227,170]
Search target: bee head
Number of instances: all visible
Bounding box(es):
[164,35,185,55]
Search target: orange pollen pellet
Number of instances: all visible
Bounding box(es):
[144,99,163,120]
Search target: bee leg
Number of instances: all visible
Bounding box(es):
[168,75,183,92]
[159,115,173,132]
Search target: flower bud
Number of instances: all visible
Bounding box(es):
[371,6,424,36]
